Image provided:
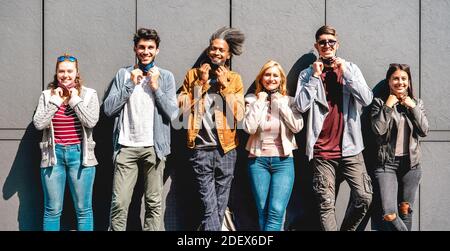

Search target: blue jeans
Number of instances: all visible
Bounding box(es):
[41,144,95,231]
[248,157,294,231]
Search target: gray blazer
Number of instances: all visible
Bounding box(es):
[295,62,373,160]
[103,66,179,161]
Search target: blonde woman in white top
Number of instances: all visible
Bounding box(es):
[243,60,303,230]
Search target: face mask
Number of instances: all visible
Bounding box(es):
[58,81,76,92]
[57,81,76,97]
[209,59,225,74]
[138,61,155,74]
[264,87,280,95]
[321,56,336,66]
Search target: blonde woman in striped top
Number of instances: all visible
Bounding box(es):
[33,54,99,231]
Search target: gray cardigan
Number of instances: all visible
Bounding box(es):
[103,66,178,161]
[33,87,100,167]
[295,62,373,160]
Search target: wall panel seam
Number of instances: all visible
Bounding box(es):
[418,0,422,231]
[42,0,45,92]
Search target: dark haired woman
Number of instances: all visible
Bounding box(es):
[370,63,428,231]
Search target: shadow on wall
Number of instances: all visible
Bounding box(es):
[357,79,386,231]
[284,52,323,231]
[2,123,43,230]
[92,104,115,230]
[286,51,316,96]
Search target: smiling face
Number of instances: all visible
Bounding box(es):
[261,66,282,92]
[134,39,159,65]
[389,69,410,96]
[208,39,230,66]
[56,61,77,87]
[315,34,339,60]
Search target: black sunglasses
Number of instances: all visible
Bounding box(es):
[317,39,337,47]
[57,55,77,62]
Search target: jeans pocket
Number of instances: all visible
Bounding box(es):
[39,142,49,162]
[363,173,373,194]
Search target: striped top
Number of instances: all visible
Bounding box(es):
[52,103,82,145]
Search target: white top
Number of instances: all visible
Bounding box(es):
[118,76,155,147]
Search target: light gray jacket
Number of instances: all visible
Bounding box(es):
[103,66,178,161]
[33,87,100,167]
[295,62,373,160]
[244,95,303,156]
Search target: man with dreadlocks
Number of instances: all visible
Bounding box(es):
[178,27,245,231]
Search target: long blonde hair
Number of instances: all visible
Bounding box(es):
[254,60,287,96]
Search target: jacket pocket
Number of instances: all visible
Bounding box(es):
[39,142,50,162]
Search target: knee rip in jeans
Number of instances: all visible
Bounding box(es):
[399,202,411,215]
[383,213,397,222]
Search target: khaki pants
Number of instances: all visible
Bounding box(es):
[109,146,165,231]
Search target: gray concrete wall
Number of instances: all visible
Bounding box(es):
[1,0,449,231]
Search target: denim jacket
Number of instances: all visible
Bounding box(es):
[33,87,99,167]
[370,97,429,167]
[103,66,179,161]
[295,62,373,160]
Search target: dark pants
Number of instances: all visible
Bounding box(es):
[190,148,236,231]
[311,153,373,231]
[375,156,422,231]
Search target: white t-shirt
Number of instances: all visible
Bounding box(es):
[118,76,155,147]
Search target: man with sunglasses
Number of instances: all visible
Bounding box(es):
[103,28,178,231]
[295,25,373,231]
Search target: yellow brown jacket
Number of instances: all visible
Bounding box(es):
[178,67,244,153]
